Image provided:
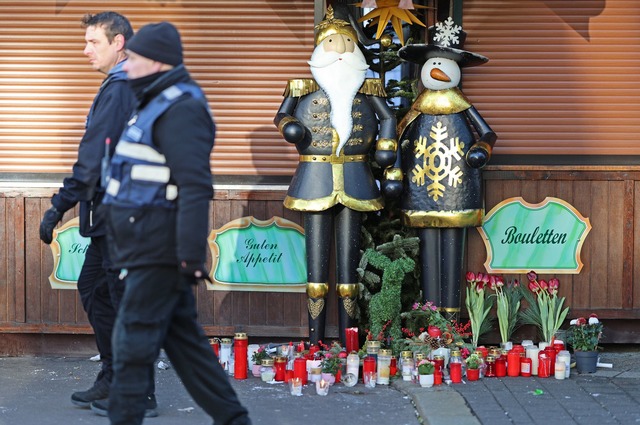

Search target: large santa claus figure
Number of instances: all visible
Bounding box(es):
[274,6,398,345]
[396,18,497,321]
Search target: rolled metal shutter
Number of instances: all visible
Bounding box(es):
[462,0,640,156]
[0,0,314,175]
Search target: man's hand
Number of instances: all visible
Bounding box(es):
[39,206,64,244]
[180,261,212,283]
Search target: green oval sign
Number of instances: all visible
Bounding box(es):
[478,197,591,273]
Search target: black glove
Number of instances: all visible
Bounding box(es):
[381,179,403,199]
[180,261,212,283]
[39,206,64,244]
[282,120,306,144]
[466,144,489,169]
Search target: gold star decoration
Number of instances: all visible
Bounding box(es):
[355,0,428,45]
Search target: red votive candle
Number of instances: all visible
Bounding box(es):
[495,356,507,377]
[389,357,397,377]
[363,356,376,383]
[274,356,287,382]
[209,338,220,357]
[293,355,307,385]
[520,356,532,377]
[507,350,520,377]
[538,353,551,378]
[233,333,248,380]
[450,362,462,383]
[345,327,359,353]
[434,370,442,386]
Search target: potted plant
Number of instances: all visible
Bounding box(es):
[417,360,435,388]
[567,314,604,373]
[519,271,570,344]
[251,346,270,377]
[320,354,342,385]
[464,272,495,348]
[490,276,522,350]
[465,353,481,381]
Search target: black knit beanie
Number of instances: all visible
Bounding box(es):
[126,21,183,66]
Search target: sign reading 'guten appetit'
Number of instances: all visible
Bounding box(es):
[478,197,591,274]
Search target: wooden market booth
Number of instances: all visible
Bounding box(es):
[0,0,638,355]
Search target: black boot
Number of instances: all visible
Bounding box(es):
[71,378,110,407]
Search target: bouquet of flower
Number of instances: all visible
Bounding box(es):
[491,276,522,344]
[417,359,435,375]
[251,345,270,365]
[464,272,495,348]
[519,271,570,343]
[320,353,343,375]
[567,314,604,351]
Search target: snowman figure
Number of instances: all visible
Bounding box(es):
[394,17,497,321]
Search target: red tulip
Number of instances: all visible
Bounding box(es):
[466,271,476,283]
[539,279,548,291]
[527,271,538,282]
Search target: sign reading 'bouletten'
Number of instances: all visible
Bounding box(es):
[478,197,591,274]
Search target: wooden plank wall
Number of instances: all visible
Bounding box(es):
[1,167,639,348]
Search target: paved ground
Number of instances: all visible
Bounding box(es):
[0,346,638,425]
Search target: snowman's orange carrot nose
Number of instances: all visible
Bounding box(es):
[430,67,451,82]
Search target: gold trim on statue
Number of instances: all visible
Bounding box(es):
[402,209,483,228]
[384,167,403,181]
[306,282,329,298]
[336,283,358,298]
[376,138,397,152]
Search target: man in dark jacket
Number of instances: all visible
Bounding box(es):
[38,12,157,416]
[103,22,251,425]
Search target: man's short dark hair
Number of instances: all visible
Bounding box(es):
[81,11,133,43]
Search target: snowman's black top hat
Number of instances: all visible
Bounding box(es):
[399,17,488,68]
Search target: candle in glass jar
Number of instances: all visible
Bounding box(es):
[346,352,360,382]
[376,349,392,385]
[233,333,248,380]
[495,356,507,377]
[520,356,532,377]
[274,356,287,382]
[526,345,540,376]
[538,353,551,378]
[485,356,496,377]
[449,362,462,383]
[316,378,329,396]
[289,377,302,396]
[345,327,359,354]
[507,350,520,377]
[554,361,566,380]
[294,355,308,385]
[363,356,376,383]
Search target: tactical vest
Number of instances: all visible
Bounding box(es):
[104,82,207,209]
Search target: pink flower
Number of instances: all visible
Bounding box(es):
[479,273,490,285]
[576,317,587,326]
[528,280,540,293]
[527,271,538,282]
[488,275,497,291]
[539,279,548,291]
[475,280,485,293]
[495,276,504,288]
[466,271,476,283]
[548,278,559,295]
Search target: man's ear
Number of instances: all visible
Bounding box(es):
[113,33,126,51]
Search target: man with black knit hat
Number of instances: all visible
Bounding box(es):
[102,21,251,425]
[39,11,158,417]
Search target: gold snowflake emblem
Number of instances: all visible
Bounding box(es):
[411,122,464,201]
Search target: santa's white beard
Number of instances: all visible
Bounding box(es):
[309,49,368,156]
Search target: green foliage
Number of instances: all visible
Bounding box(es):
[320,355,342,375]
[567,318,604,352]
[465,353,481,370]
[364,248,415,353]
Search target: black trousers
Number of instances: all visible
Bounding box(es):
[77,236,123,384]
[109,266,251,425]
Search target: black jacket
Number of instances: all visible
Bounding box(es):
[106,65,215,269]
[51,62,135,237]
